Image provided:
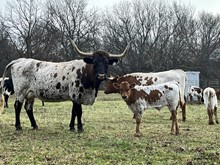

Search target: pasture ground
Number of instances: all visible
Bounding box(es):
[0,92,220,164]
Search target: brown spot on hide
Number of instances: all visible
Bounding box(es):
[118,81,163,105]
[105,75,143,94]
[154,77,158,82]
[62,76,66,80]
[54,73,57,78]
[130,89,163,105]
[72,67,75,71]
[145,77,154,85]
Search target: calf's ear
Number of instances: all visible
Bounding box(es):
[113,83,120,90]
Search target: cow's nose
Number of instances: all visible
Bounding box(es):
[122,96,127,100]
[97,74,106,80]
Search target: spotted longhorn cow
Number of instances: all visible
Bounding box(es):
[113,81,181,136]
[0,39,130,131]
[104,69,187,121]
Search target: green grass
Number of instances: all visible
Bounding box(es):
[0,91,220,164]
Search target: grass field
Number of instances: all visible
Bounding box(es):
[0,91,220,165]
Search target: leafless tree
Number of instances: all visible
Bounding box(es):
[46,0,101,60]
[1,0,45,59]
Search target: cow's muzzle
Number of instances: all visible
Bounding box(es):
[122,95,128,100]
[97,74,106,80]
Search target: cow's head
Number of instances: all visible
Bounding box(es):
[104,76,119,94]
[113,81,135,101]
[70,39,130,81]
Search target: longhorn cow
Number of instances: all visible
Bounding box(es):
[104,69,187,121]
[0,39,130,131]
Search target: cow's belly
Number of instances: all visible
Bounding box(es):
[128,98,167,114]
[72,89,96,105]
[35,88,96,105]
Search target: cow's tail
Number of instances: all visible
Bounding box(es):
[0,59,22,113]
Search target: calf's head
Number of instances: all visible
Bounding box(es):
[113,81,135,101]
[70,39,130,81]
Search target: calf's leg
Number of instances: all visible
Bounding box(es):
[134,114,142,137]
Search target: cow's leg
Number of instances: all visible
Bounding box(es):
[207,108,214,125]
[179,100,186,122]
[24,100,38,129]
[14,99,23,130]
[214,106,218,124]
[171,110,179,135]
[70,103,83,132]
[134,114,142,137]
[4,94,9,108]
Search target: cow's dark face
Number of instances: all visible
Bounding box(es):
[83,51,118,81]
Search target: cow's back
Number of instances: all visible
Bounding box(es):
[129,81,180,114]
[126,69,186,99]
[10,58,94,103]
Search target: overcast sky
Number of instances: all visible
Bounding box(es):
[0,0,220,15]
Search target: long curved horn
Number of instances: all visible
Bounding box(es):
[69,38,93,57]
[109,41,131,58]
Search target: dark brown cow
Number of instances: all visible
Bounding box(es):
[0,39,130,131]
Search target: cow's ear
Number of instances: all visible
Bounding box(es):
[83,57,94,64]
[130,83,136,89]
[108,59,118,65]
[113,83,120,90]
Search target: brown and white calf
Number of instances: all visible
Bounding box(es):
[104,69,187,121]
[187,86,203,104]
[202,87,218,125]
[113,81,181,136]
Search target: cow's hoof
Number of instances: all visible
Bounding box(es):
[32,126,38,130]
[78,128,84,133]
[134,132,142,137]
[69,127,76,132]
[209,121,214,125]
[16,126,22,131]
[175,132,180,135]
[216,121,219,124]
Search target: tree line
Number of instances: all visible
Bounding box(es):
[0,0,220,87]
